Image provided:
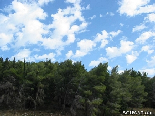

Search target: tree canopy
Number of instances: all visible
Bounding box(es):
[0,57,154,116]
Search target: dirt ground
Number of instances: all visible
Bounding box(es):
[0,110,71,116]
[0,108,155,116]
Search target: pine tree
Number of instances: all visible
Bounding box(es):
[24,58,25,78]
[104,66,122,115]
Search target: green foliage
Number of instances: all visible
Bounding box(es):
[129,76,147,108]
[103,66,122,115]
[83,90,92,96]
[93,85,106,93]
[0,57,154,116]
[91,98,103,105]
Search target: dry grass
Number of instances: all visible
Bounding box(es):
[0,108,155,116]
[0,110,71,116]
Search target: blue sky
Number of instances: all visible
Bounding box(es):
[0,0,155,77]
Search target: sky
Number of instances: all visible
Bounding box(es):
[0,0,155,77]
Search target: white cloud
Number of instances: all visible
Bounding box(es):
[0,0,88,56]
[132,24,146,32]
[65,0,81,4]
[1,45,10,51]
[74,39,96,58]
[33,48,40,52]
[146,56,155,67]
[0,0,48,49]
[145,13,155,22]
[109,30,122,38]
[118,70,124,74]
[10,49,55,62]
[135,31,155,44]
[106,47,119,58]
[94,30,108,42]
[126,51,139,64]
[100,14,103,17]
[106,12,114,16]
[108,66,112,70]
[42,38,64,50]
[15,0,53,6]
[89,15,96,20]
[34,53,56,61]
[41,1,87,52]
[118,0,155,17]
[86,4,90,10]
[66,50,74,59]
[12,1,47,21]
[89,57,108,67]
[141,45,154,54]
[138,4,155,15]
[106,40,134,58]
[38,0,54,6]
[10,49,32,61]
[94,30,121,48]
[77,39,96,51]
[73,50,86,58]
[0,33,13,50]
[139,68,155,77]
[120,23,124,27]
[94,30,109,48]
[120,40,134,53]
[69,22,88,34]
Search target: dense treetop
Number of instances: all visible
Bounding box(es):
[0,57,154,116]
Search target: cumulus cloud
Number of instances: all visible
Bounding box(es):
[132,24,146,32]
[65,0,81,4]
[10,49,55,62]
[89,15,96,20]
[38,0,54,6]
[106,12,115,16]
[86,4,90,10]
[141,45,154,54]
[0,0,88,55]
[106,47,119,58]
[66,50,74,59]
[118,0,155,17]
[0,0,48,50]
[0,33,13,51]
[126,51,139,64]
[145,13,155,22]
[74,39,96,57]
[94,30,109,48]
[94,30,108,42]
[34,52,56,61]
[109,30,122,38]
[94,30,121,48]
[89,57,108,67]
[106,40,134,58]
[10,49,32,61]
[42,38,64,50]
[77,39,96,51]
[100,14,103,17]
[120,23,124,27]
[135,31,155,44]
[108,66,112,70]
[73,50,86,58]
[139,68,155,77]
[146,56,155,67]
[41,1,88,51]
[118,70,124,74]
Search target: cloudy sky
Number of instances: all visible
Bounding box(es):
[0,0,155,77]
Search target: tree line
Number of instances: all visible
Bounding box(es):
[0,57,155,116]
